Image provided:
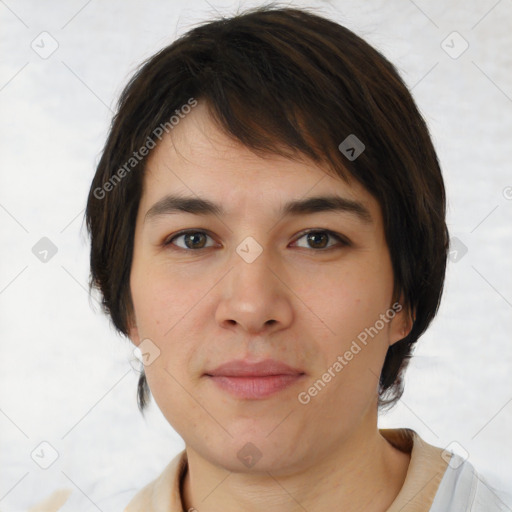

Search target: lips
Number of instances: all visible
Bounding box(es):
[205,359,305,399]
[205,359,304,377]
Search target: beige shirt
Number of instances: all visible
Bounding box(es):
[124,428,450,511]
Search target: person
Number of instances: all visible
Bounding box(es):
[32,4,510,511]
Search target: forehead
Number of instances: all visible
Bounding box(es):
[140,102,379,223]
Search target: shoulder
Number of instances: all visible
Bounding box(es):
[27,450,187,512]
[381,428,512,512]
[93,488,139,511]
[431,453,512,511]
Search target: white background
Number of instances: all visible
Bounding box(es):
[0,0,511,510]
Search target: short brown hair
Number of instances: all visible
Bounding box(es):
[85,4,449,413]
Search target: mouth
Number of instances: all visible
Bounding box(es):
[204,359,306,400]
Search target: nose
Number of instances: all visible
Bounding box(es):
[215,246,293,335]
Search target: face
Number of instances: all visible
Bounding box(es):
[129,102,410,474]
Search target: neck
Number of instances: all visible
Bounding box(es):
[181,423,410,512]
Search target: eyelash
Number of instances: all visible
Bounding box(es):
[162,229,350,252]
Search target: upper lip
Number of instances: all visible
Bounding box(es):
[205,359,305,377]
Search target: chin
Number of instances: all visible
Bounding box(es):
[201,434,301,474]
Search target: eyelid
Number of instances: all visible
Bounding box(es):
[291,229,350,250]
[163,228,350,251]
[163,229,218,250]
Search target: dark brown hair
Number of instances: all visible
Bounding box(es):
[85,4,449,413]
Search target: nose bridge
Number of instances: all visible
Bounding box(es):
[232,237,275,292]
[215,237,293,333]
[230,237,277,301]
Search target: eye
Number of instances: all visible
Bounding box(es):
[163,229,349,252]
[292,229,349,250]
[164,230,216,250]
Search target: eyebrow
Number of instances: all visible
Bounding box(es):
[144,193,373,224]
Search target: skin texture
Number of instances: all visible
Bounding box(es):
[129,101,413,512]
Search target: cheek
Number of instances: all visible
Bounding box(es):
[293,263,393,387]
[294,264,389,337]
[130,260,193,335]
[144,362,201,440]
[130,260,212,361]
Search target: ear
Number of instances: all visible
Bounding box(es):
[388,295,414,346]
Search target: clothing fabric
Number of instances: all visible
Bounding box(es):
[27,428,512,511]
[123,428,511,511]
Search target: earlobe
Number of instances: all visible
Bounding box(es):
[401,315,413,339]
[389,299,414,346]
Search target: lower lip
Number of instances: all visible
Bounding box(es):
[207,374,304,399]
